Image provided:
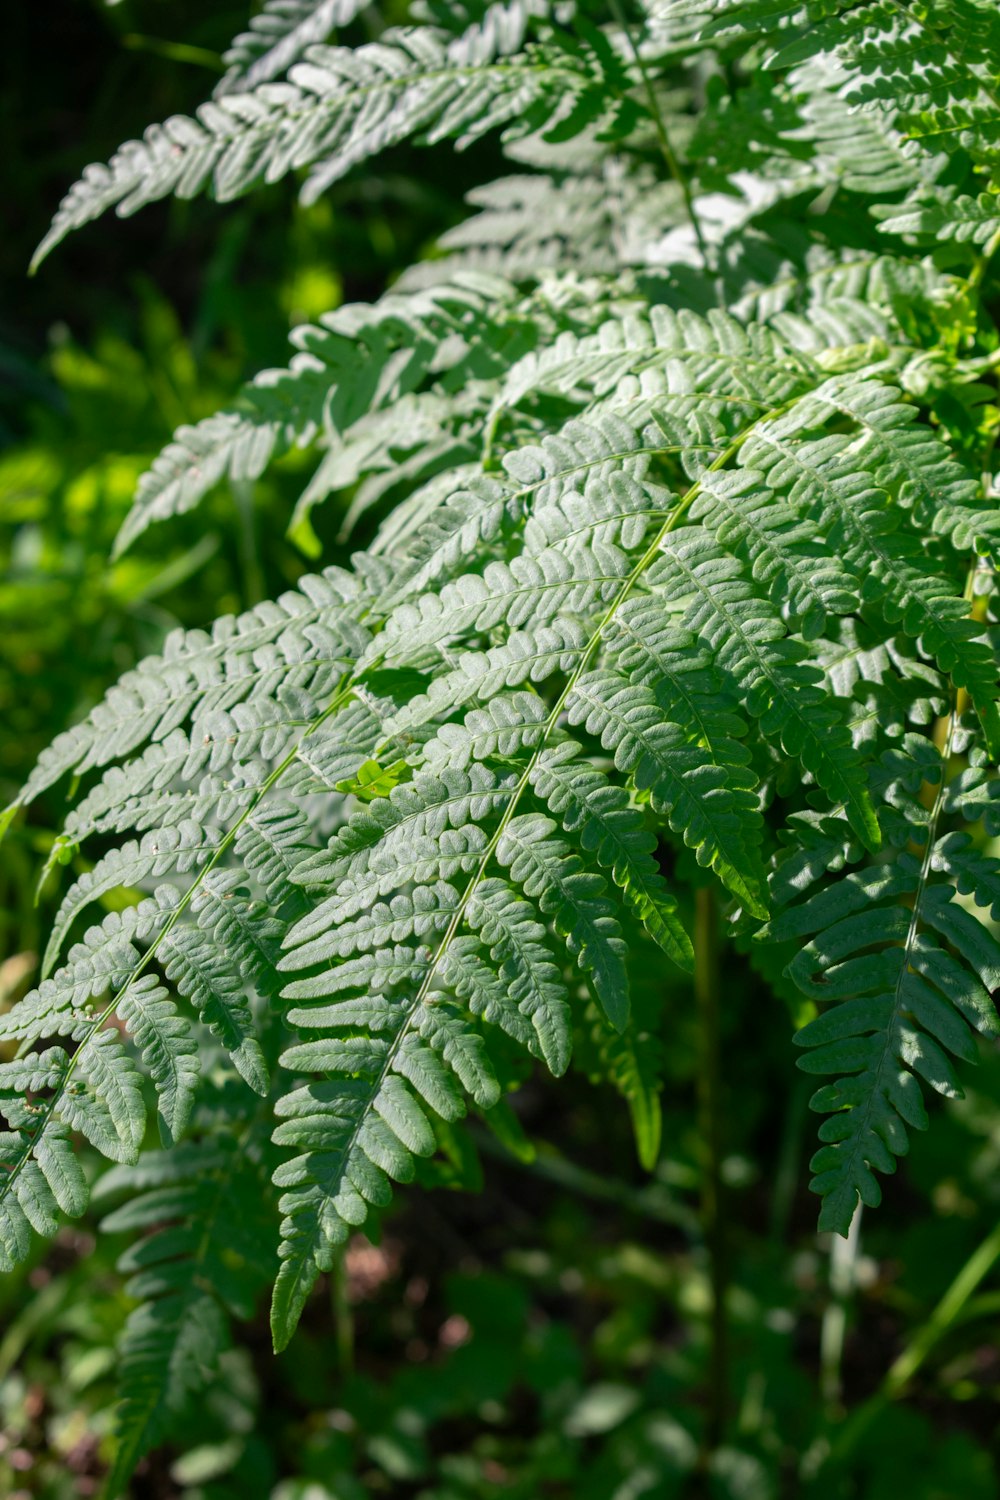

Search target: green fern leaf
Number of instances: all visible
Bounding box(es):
[32,26,614,269]
[117,975,200,1148]
[495,811,630,1031]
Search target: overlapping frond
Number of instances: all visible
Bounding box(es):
[649,0,1000,252]
[96,1120,277,1497]
[7,269,999,1326]
[12,0,1000,1402]
[768,736,1000,1232]
[878,190,1000,247]
[32,21,633,270]
[3,564,369,821]
[112,273,524,555]
[216,0,367,96]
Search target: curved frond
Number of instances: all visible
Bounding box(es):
[33,24,628,269]
[216,0,368,96]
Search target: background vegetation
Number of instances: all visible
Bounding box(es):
[5,4,1000,1498]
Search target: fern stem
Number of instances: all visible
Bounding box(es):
[813,1217,1000,1480]
[694,886,729,1466]
[768,1075,808,1246]
[608,0,710,270]
[819,1203,862,1412]
[233,476,265,607]
[473,1127,699,1232]
[331,1250,355,1378]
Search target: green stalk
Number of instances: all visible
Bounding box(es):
[694,886,729,1467]
[474,1126,699,1234]
[331,1250,355,1380]
[768,1075,808,1246]
[819,1204,862,1411]
[122,34,224,72]
[233,476,265,608]
[608,0,710,270]
[814,1217,1000,1478]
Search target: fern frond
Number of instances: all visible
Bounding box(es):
[15,0,1000,1368]
[96,1121,277,1496]
[3,565,368,822]
[738,392,1000,756]
[724,244,954,339]
[33,25,626,269]
[877,190,1000,246]
[113,273,522,555]
[216,0,367,96]
[566,667,767,916]
[770,735,1000,1233]
[0,673,366,1283]
[403,157,691,285]
[117,976,200,1148]
[44,823,220,977]
[495,811,631,1028]
[269,959,502,1345]
[463,879,573,1072]
[56,1027,147,1164]
[492,304,809,425]
[529,740,693,964]
[648,527,881,850]
[19,0,1000,1333]
[649,0,1000,253]
[581,995,665,1172]
[691,464,860,639]
[159,926,271,1096]
[0,1119,87,1272]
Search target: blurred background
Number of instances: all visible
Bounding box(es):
[4,4,1000,1497]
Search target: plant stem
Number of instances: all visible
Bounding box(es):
[768,1075,808,1246]
[813,1217,1000,1478]
[122,34,224,72]
[331,1250,355,1380]
[233,476,265,607]
[608,0,711,269]
[473,1127,699,1233]
[883,1219,1000,1398]
[964,223,1000,295]
[819,1203,862,1411]
[694,886,729,1467]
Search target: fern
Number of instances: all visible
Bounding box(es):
[31,20,634,271]
[877,190,1000,247]
[216,0,370,96]
[768,734,1000,1233]
[11,0,1000,1485]
[111,273,524,555]
[95,1111,278,1496]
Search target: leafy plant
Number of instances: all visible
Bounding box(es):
[7,0,1000,1490]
